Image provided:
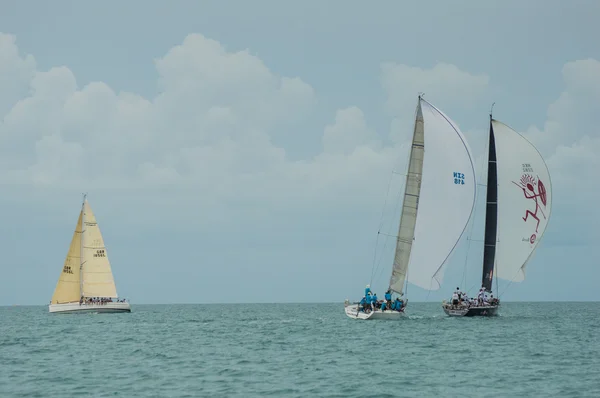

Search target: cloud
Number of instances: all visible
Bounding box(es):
[322,106,380,154]
[0,33,317,196]
[380,62,490,144]
[525,59,600,154]
[0,33,492,214]
[0,34,36,117]
[4,30,596,304]
[520,59,600,244]
[381,62,489,113]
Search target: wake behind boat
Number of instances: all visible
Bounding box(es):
[49,195,131,314]
[345,95,476,320]
[442,110,552,317]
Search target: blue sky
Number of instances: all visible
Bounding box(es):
[1,0,598,305]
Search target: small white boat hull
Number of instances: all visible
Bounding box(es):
[49,302,131,314]
[344,304,405,320]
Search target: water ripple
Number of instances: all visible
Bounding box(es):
[0,302,599,397]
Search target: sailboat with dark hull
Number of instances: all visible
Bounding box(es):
[443,110,552,317]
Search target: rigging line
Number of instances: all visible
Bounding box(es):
[463,128,491,291]
[404,256,409,298]
[425,278,433,303]
[372,169,406,286]
[494,260,499,300]
[499,268,523,298]
[381,175,406,278]
[373,99,417,288]
[370,171,396,284]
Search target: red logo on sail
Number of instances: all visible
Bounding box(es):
[530,234,536,244]
[513,174,547,239]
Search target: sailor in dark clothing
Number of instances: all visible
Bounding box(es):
[371,293,378,309]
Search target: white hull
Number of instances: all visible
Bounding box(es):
[344,304,405,320]
[49,302,131,314]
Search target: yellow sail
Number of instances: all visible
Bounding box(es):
[81,200,118,298]
[50,211,83,304]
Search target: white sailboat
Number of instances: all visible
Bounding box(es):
[443,112,552,317]
[345,95,477,320]
[49,195,131,314]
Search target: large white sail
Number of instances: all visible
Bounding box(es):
[389,102,424,294]
[492,119,552,282]
[389,98,477,293]
[81,200,118,298]
[50,211,83,304]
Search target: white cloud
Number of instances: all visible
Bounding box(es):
[381,62,489,113]
[522,59,600,222]
[2,31,593,246]
[0,30,598,304]
[322,106,380,154]
[0,33,491,213]
[381,62,490,143]
[525,59,600,155]
[0,33,36,117]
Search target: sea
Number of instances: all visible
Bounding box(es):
[0,302,598,397]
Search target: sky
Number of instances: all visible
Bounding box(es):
[0,0,599,305]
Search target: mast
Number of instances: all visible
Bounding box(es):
[482,108,498,291]
[80,193,86,299]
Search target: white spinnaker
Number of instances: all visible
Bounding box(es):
[492,119,552,282]
[406,99,476,291]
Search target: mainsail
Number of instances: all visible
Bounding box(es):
[50,211,83,304]
[389,97,477,294]
[488,119,552,284]
[81,200,118,298]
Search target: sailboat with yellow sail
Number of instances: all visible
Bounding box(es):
[49,195,131,314]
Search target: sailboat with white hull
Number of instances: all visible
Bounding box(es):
[49,195,131,314]
[443,111,552,317]
[345,96,477,320]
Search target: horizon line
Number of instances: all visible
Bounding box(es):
[2,300,599,307]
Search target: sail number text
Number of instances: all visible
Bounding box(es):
[62,265,74,274]
[453,172,465,185]
[94,249,106,258]
[522,163,534,173]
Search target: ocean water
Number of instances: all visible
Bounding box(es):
[0,302,598,397]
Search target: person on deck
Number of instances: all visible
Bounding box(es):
[359,296,367,312]
[394,298,403,311]
[381,300,387,311]
[385,289,392,302]
[452,291,459,307]
[371,292,378,309]
[365,284,371,298]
